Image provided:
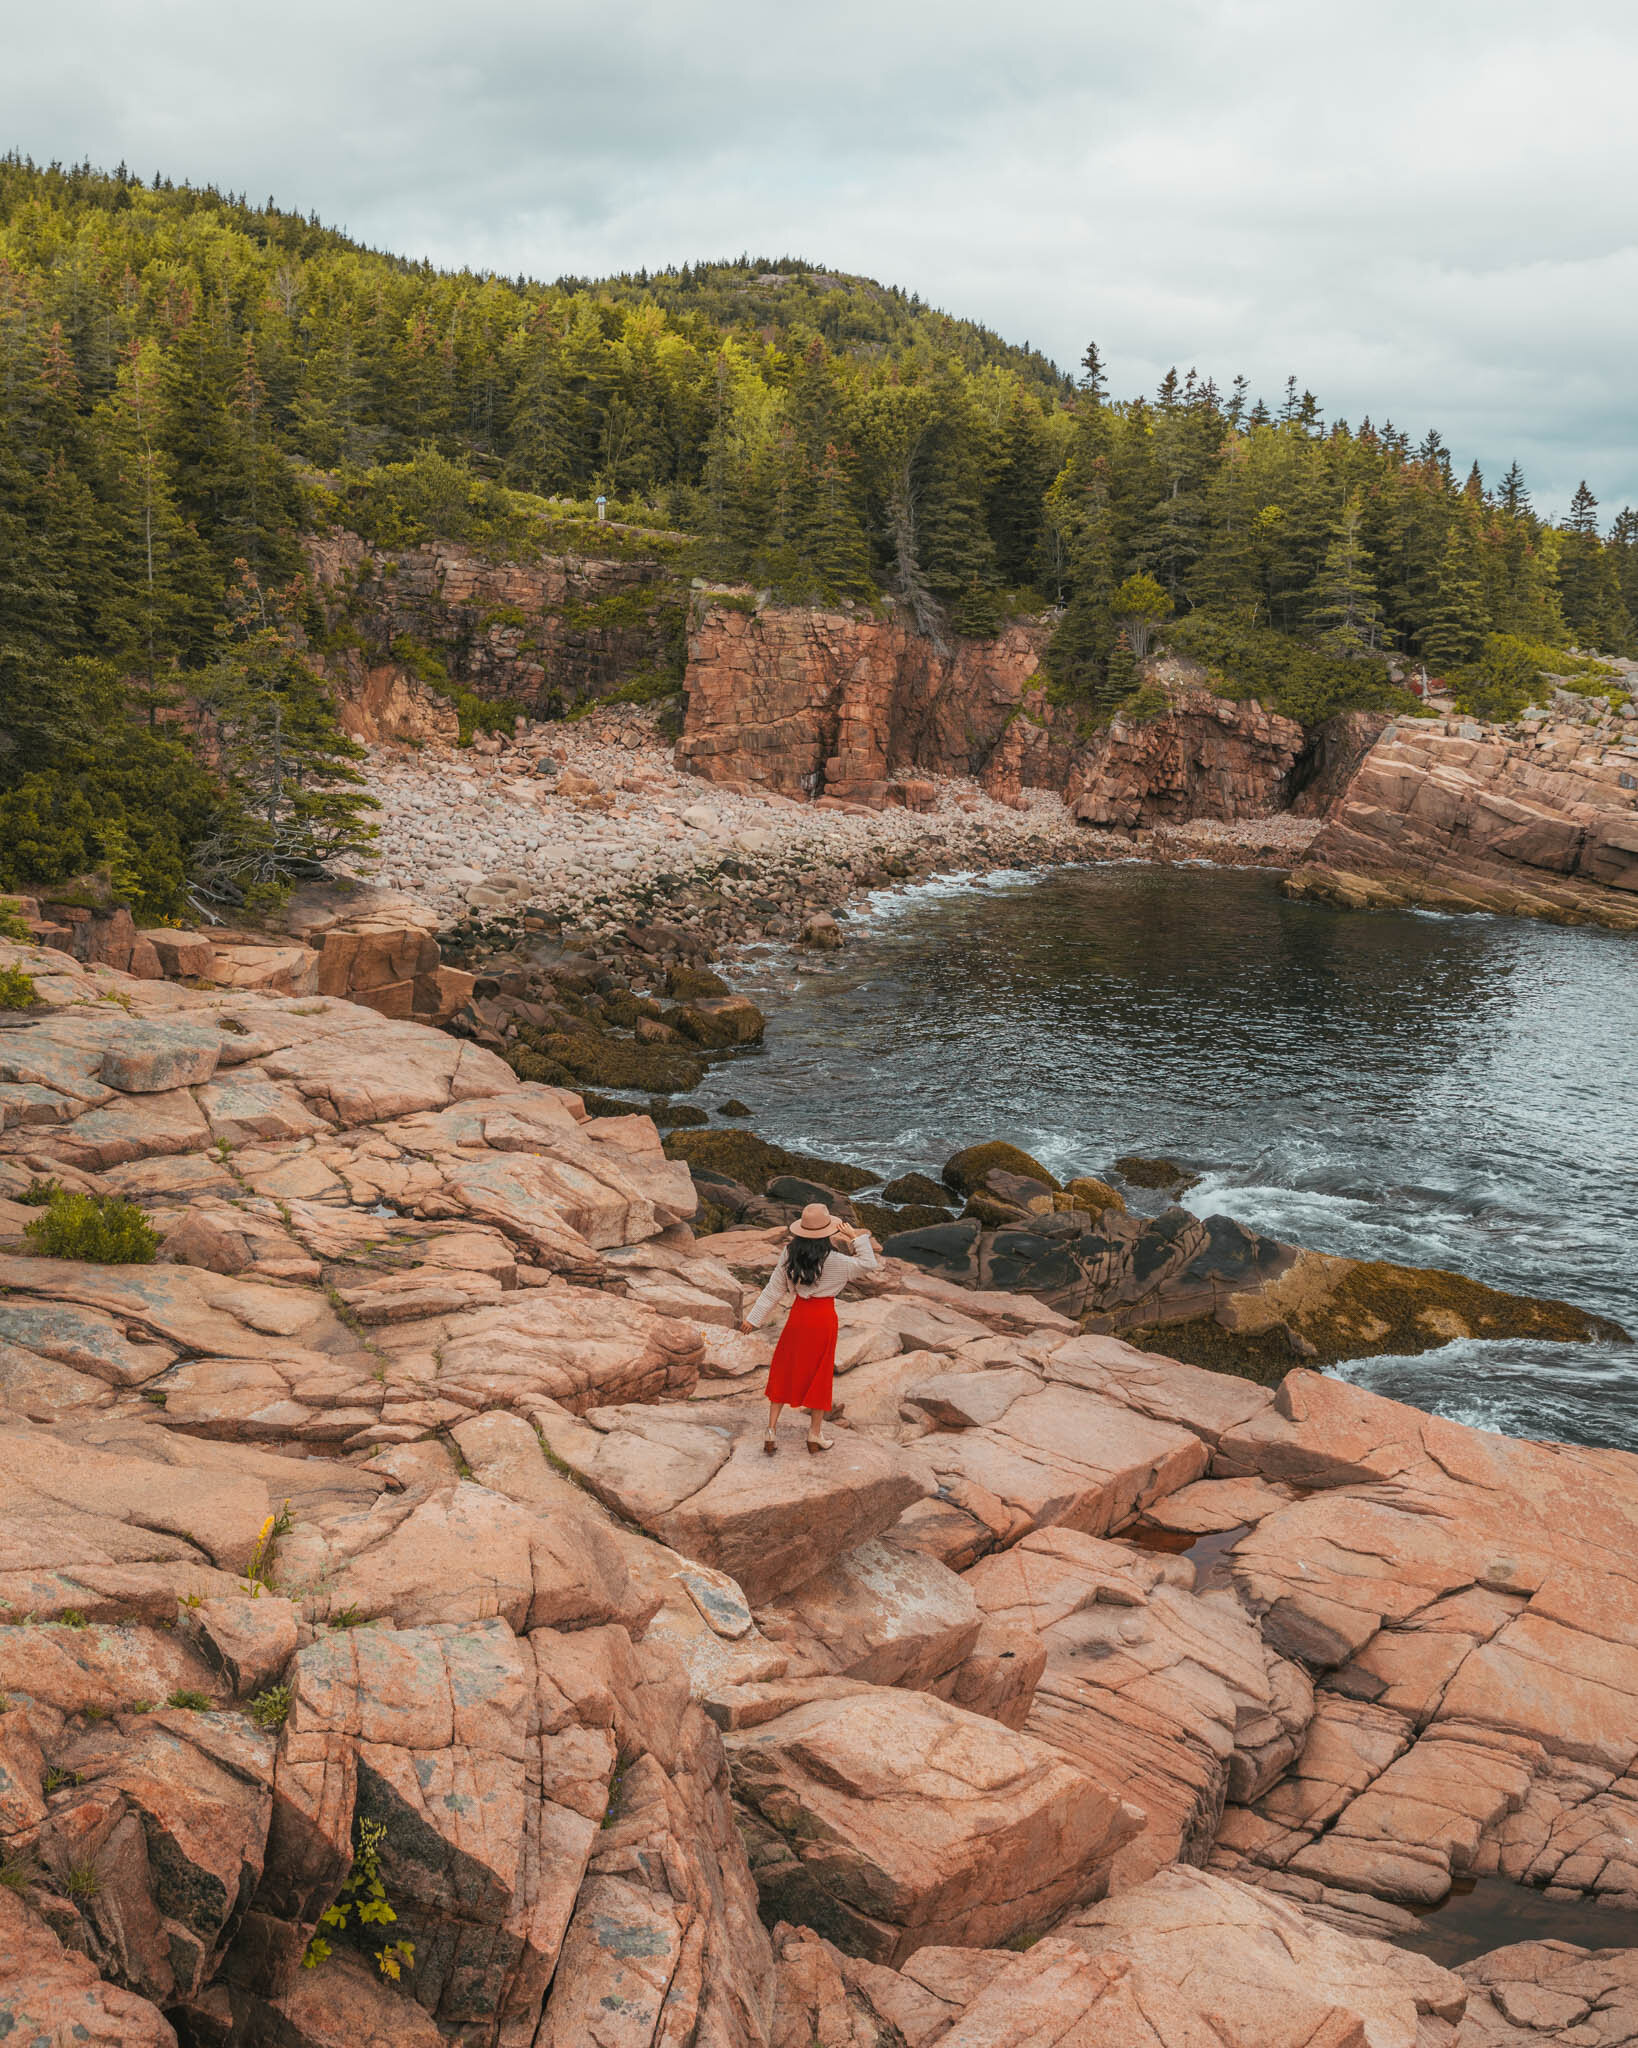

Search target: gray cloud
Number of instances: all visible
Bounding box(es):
[11,0,1636,512]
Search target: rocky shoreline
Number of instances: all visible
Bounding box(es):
[362,704,1322,976]
[2,932,1638,2046]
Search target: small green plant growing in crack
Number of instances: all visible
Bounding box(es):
[246,1682,292,1731]
[302,1816,414,1980]
[65,1861,101,1900]
[0,1849,39,1892]
[165,1688,213,1711]
[327,1604,367,1631]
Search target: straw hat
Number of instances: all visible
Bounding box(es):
[789,1202,848,1239]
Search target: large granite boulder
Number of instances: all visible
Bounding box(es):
[722,1680,1141,1963]
[538,1397,930,1605]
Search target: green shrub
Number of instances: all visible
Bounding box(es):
[24,1189,162,1264]
[1167,614,1401,725]
[1448,633,1619,723]
[0,965,40,1010]
[18,1177,62,1206]
[386,634,522,745]
[0,898,31,941]
[1112,684,1170,725]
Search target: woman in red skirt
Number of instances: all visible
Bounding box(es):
[741,1202,878,1454]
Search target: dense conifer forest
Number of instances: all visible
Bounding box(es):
[2,156,1634,917]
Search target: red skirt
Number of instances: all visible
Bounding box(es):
[765,1294,838,1411]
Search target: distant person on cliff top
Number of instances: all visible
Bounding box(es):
[742,1203,878,1454]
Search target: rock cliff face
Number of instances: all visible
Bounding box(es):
[678,610,1308,832]
[1062,674,1305,828]
[676,603,1051,802]
[304,529,684,733]
[1288,715,1638,928]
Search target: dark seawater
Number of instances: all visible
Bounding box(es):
[704,863,1638,1452]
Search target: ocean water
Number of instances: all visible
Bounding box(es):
[702,863,1638,1452]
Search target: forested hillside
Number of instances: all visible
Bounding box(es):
[2,156,1635,918]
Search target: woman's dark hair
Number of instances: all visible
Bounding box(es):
[784,1234,833,1287]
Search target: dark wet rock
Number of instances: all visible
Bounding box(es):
[881,1219,984,1279]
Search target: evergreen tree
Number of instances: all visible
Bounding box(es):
[1421,523,1489,670]
[1307,492,1385,657]
[1499,461,1530,515]
[191,571,378,904]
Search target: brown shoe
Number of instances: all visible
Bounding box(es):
[763,1432,778,1456]
[806,1433,834,1454]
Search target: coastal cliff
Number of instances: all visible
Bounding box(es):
[303,528,689,733]
[678,605,1310,826]
[676,602,1051,802]
[1288,713,1638,928]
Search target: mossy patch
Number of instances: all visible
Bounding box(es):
[1063,1177,1127,1218]
[881,1172,950,1208]
[664,1128,877,1194]
[942,1142,1061,1196]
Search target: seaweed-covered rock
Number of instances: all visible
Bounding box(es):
[665,1127,878,1195]
[666,994,767,1049]
[854,1200,954,1238]
[766,1176,857,1221]
[881,1172,950,1208]
[1114,1154,1201,1194]
[537,1031,705,1094]
[1064,1176,1126,1218]
[665,965,730,999]
[942,1142,1061,1197]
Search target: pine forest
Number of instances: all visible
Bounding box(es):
[2,155,1635,920]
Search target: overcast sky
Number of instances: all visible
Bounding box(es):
[8,0,1636,517]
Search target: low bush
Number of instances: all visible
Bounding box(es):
[0,965,40,1010]
[1447,633,1620,723]
[1167,614,1401,725]
[24,1189,162,1264]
